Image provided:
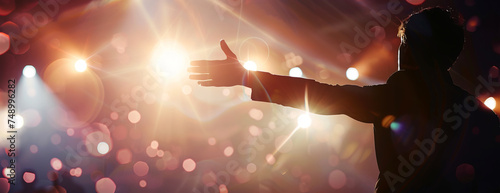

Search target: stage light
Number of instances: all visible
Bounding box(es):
[346,67,359,80]
[244,61,257,71]
[23,65,36,78]
[289,67,303,77]
[151,42,189,79]
[485,97,496,110]
[297,113,311,128]
[75,59,87,72]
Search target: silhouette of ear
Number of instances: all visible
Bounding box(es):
[220,40,237,59]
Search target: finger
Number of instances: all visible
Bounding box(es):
[190,60,232,67]
[189,74,210,80]
[187,66,209,73]
[220,40,237,59]
[198,80,232,87]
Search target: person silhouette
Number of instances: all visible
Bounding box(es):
[189,7,500,193]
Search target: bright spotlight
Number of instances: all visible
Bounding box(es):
[244,61,257,71]
[297,113,311,129]
[346,67,359,81]
[289,67,303,77]
[151,42,189,79]
[23,65,36,78]
[75,59,87,72]
[485,97,496,110]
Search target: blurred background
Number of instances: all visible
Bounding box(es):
[0,0,499,192]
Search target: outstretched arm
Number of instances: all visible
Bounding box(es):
[188,40,390,123]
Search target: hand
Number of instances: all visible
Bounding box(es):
[188,40,247,86]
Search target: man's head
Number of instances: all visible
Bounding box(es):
[398,7,464,73]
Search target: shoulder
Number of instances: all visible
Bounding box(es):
[386,70,419,85]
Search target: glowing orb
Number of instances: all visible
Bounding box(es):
[223,146,234,157]
[23,172,35,183]
[23,65,36,78]
[328,169,347,189]
[297,113,312,129]
[244,61,257,71]
[97,142,110,155]
[50,158,62,171]
[133,161,149,177]
[289,67,303,77]
[182,158,196,172]
[150,42,189,79]
[346,67,359,80]
[75,59,87,72]
[95,177,116,193]
[485,97,496,110]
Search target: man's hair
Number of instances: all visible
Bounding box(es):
[398,7,464,72]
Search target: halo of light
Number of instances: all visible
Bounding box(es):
[248,125,261,136]
[328,169,347,189]
[298,113,312,128]
[289,67,303,77]
[146,146,157,157]
[50,158,63,171]
[150,42,189,80]
[95,177,116,193]
[244,61,257,71]
[346,67,359,80]
[151,140,159,149]
[139,180,147,188]
[43,58,104,128]
[23,65,36,78]
[249,108,263,120]
[23,172,35,183]
[0,32,9,55]
[265,154,276,165]
[128,110,141,124]
[182,158,196,172]
[74,167,82,177]
[484,97,496,110]
[223,146,234,157]
[75,59,87,72]
[219,184,228,193]
[133,161,149,177]
[84,123,113,157]
[97,142,110,155]
[247,163,257,173]
[14,115,24,129]
[116,149,132,164]
[30,145,38,154]
[208,137,216,145]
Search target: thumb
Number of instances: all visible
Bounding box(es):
[220,40,237,59]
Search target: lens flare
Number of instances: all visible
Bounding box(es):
[150,42,189,80]
[297,113,312,129]
[75,59,87,72]
[244,61,257,71]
